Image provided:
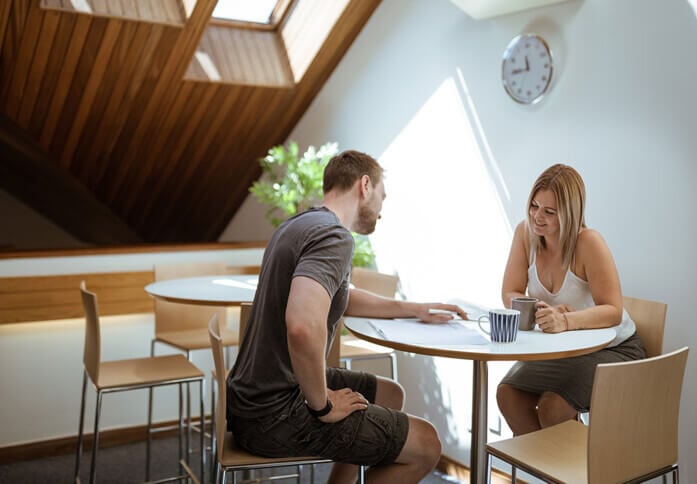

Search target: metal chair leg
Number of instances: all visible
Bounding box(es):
[186,351,192,462]
[89,391,103,484]
[146,369,155,481]
[147,339,156,481]
[178,384,184,471]
[358,465,366,484]
[74,370,88,483]
[200,380,206,484]
[485,454,492,484]
[211,375,217,479]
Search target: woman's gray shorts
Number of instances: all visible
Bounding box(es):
[231,368,409,467]
[500,332,646,411]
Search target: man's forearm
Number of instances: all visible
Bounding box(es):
[287,321,329,409]
[345,287,417,318]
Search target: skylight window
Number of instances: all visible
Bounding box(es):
[212,0,281,24]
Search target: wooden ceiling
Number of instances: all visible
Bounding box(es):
[0,0,381,245]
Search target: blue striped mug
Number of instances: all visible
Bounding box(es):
[478,309,520,343]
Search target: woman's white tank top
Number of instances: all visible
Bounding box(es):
[527,250,635,347]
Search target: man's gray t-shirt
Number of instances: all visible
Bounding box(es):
[227,207,353,418]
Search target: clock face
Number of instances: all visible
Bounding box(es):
[501,34,553,104]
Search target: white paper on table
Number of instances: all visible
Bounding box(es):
[370,319,488,345]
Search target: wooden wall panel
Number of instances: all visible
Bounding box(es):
[0,2,13,54]
[59,18,122,167]
[0,263,261,324]
[4,2,43,119]
[38,12,92,147]
[16,7,59,127]
[0,271,155,323]
[27,11,76,138]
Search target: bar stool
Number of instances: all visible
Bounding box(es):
[74,281,206,483]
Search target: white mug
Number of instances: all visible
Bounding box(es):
[478,309,520,343]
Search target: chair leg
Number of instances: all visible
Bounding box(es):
[199,379,206,484]
[74,371,88,483]
[485,454,491,484]
[146,377,155,481]
[211,376,217,479]
[89,391,103,484]
[178,384,184,472]
[358,464,366,484]
[186,350,192,462]
[147,339,156,481]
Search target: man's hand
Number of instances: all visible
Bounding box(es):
[317,388,369,423]
[415,303,468,323]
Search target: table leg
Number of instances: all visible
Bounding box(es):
[471,360,488,484]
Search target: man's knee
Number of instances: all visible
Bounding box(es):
[409,418,441,468]
[375,376,405,410]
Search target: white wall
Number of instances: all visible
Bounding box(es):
[229,0,697,479]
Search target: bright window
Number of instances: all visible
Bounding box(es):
[212,0,282,24]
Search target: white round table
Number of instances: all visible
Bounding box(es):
[344,317,615,484]
[144,275,258,306]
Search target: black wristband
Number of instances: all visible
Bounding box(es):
[305,398,332,418]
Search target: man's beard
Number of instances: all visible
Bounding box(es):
[354,204,379,235]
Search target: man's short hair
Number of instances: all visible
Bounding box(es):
[323,150,383,194]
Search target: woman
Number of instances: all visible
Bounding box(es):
[497,164,645,435]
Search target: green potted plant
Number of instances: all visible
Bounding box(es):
[250,141,376,268]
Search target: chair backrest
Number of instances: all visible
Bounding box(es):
[154,262,227,333]
[79,281,101,383]
[208,314,227,463]
[623,296,667,357]
[587,347,688,483]
[350,267,399,298]
[239,302,252,342]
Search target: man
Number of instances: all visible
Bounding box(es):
[227,150,467,483]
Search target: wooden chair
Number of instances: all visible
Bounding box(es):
[209,314,369,484]
[623,295,668,357]
[486,347,689,484]
[573,296,668,428]
[152,262,237,357]
[339,268,400,378]
[149,262,238,454]
[74,282,205,484]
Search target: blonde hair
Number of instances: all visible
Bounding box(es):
[527,164,586,268]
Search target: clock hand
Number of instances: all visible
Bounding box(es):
[525,56,530,71]
[511,68,525,75]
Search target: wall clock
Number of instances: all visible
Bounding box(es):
[501,33,553,105]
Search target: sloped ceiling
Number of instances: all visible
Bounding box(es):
[0,0,381,246]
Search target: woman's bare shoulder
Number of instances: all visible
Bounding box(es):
[576,228,614,263]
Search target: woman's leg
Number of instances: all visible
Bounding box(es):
[496,384,542,435]
[536,391,577,428]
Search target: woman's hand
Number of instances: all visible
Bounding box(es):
[318,387,369,423]
[535,301,574,333]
